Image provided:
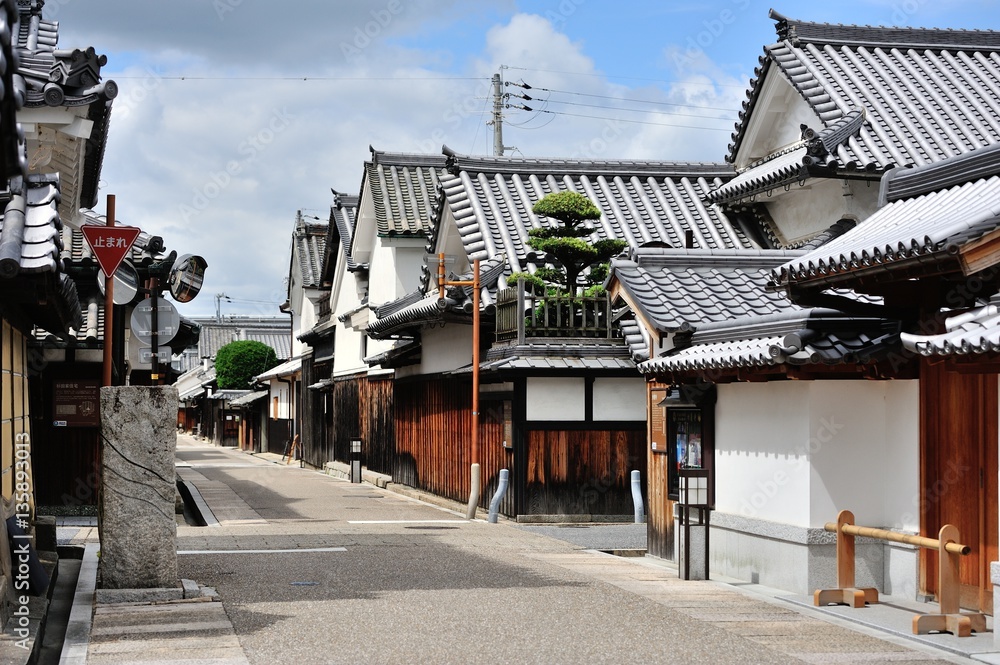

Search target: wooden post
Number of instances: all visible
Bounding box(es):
[912,524,987,637]
[814,510,879,608]
[814,509,986,636]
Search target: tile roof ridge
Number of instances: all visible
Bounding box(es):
[879,141,1000,206]
[769,9,1000,50]
[441,146,733,177]
[369,146,449,168]
[627,246,806,263]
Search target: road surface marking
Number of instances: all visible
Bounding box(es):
[347,519,467,524]
[177,547,347,554]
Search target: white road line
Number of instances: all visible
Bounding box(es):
[346,519,467,524]
[177,547,347,554]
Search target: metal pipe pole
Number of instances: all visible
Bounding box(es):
[433,253,483,519]
[465,259,481,519]
[150,279,159,384]
[102,195,115,387]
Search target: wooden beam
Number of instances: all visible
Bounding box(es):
[959,226,1000,276]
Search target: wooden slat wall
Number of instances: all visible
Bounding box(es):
[331,377,361,464]
[326,375,395,475]
[360,376,395,476]
[394,378,511,513]
[647,383,673,560]
[523,428,645,516]
[647,448,673,559]
[300,358,324,466]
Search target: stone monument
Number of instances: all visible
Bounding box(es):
[98,386,178,589]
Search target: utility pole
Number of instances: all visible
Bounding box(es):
[491,72,504,156]
[215,292,228,322]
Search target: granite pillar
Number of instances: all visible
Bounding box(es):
[98,386,178,589]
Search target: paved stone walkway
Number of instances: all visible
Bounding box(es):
[531,551,960,664]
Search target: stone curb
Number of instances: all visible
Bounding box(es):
[58,541,98,665]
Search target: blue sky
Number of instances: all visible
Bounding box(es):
[49,0,1000,319]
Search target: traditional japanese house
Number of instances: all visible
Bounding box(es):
[311,151,446,476]
[363,149,765,519]
[770,142,1000,613]
[9,0,117,512]
[296,199,354,466]
[0,0,83,624]
[617,11,1000,604]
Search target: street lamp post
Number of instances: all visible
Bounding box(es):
[436,253,481,520]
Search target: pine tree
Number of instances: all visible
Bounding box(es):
[511,190,626,296]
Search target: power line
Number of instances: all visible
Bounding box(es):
[509,81,737,113]
[107,74,489,82]
[508,105,733,131]
[509,91,733,123]
[504,65,749,89]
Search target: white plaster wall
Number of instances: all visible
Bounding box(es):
[593,377,646,421]
[883,380,920,532]
[764,179,879,245]
[332,266,368,377]
[715,382,811,526]
[267,382,291,420]
[390,242,428,295]
[368,242,400,308]
[399,324,472,378]
[808,381,891,528]
[526,377,586,421]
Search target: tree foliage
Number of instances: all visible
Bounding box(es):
[215,340,279,389]
[520,190,626,295]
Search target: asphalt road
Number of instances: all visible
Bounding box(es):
[174,438,967,665]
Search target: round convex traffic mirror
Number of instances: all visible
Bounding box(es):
[97,259,140,305]
[168,254,208,303]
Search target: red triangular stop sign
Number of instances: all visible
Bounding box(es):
[81,226,141,278]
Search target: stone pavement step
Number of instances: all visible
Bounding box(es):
[88,600,248,664]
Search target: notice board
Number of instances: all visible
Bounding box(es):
[52,379,100,427]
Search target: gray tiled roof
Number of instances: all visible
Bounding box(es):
[611,248,803,333]
[639,312,899,374]
[366,254,508,339]
[329,191,360,273]
[901,303,1000,356]
[708,110,868,205]
[438,151,755,277]
[0,174,63,278]
[0,0,23,181]
[365,292,443,339]
[228,390,268,407]
[479,355,635,372]
[293,215,327,289]
[472,338,635,373]
[729,11,1000,173]
[364,148,446,238]
[773,142,1000,288]
[15,0,116,213]
[620,318,650,362]
[192,318,292,360]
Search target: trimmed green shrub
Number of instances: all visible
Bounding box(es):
[215,340,279,389]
